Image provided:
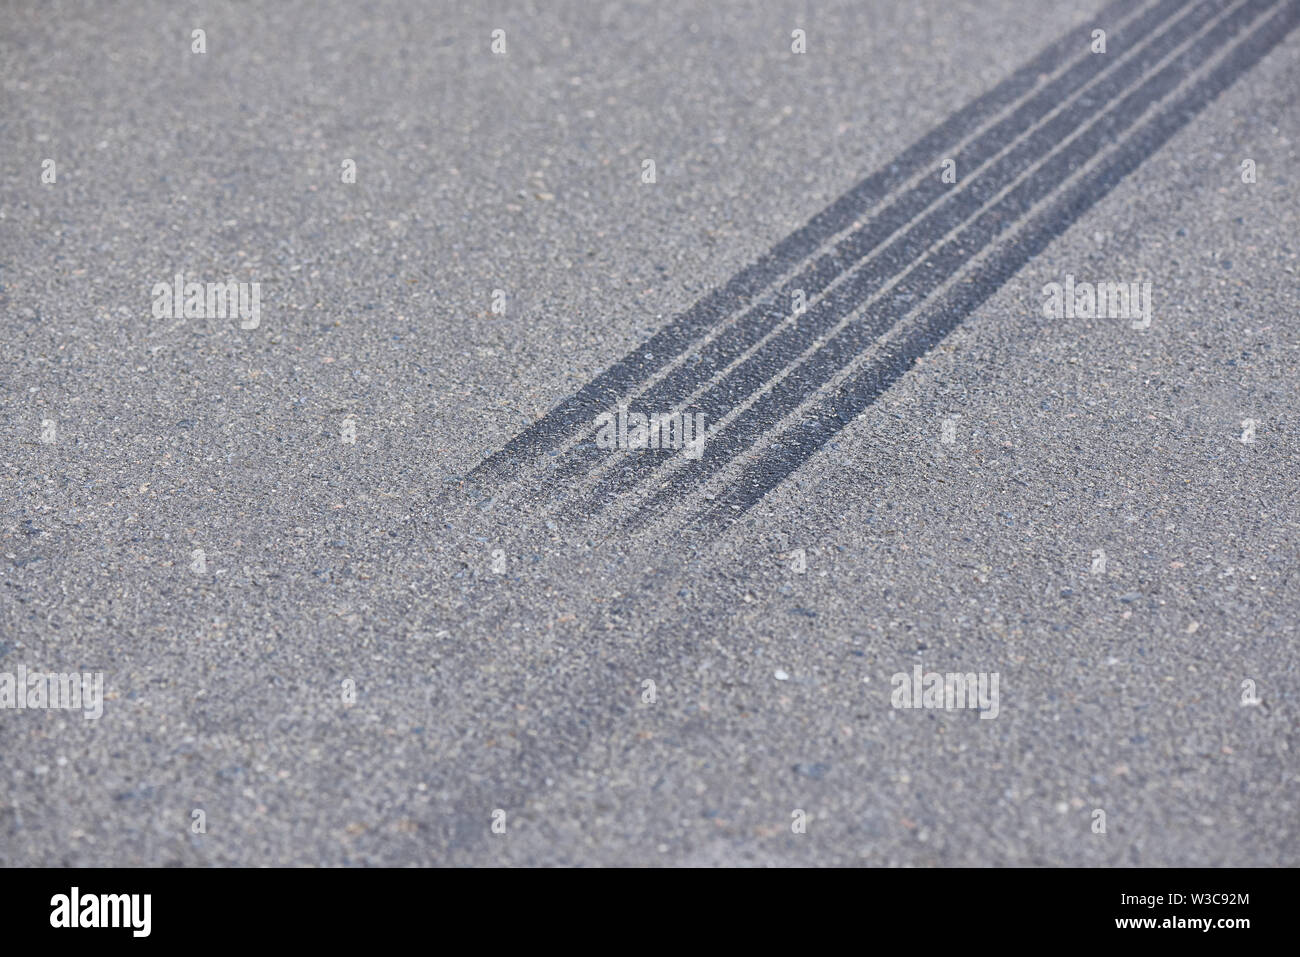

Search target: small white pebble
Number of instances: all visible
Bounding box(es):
[774,669,790,681]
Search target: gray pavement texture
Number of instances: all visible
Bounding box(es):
[2,0,1298,866]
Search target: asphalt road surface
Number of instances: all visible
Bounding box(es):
[2,0,1298,866]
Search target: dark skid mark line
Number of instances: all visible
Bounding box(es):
[465,0,1133,490]
[542,0,1189,499]
[626,0,1276,523]
[569,0,1228,519]
[688,0,1300,532]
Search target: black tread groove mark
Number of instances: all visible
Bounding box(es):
[465,0,1133,490]
[542,0,1191,495]
[633,0,1283,523]
[571,0,1231,517]
[684,0,1299,531]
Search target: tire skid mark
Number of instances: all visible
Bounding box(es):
[464,0,1135,491]
[683,0,1299,531]
[569,0,1232,519]
[541,0,1189,500]
[464,0,1296,539]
